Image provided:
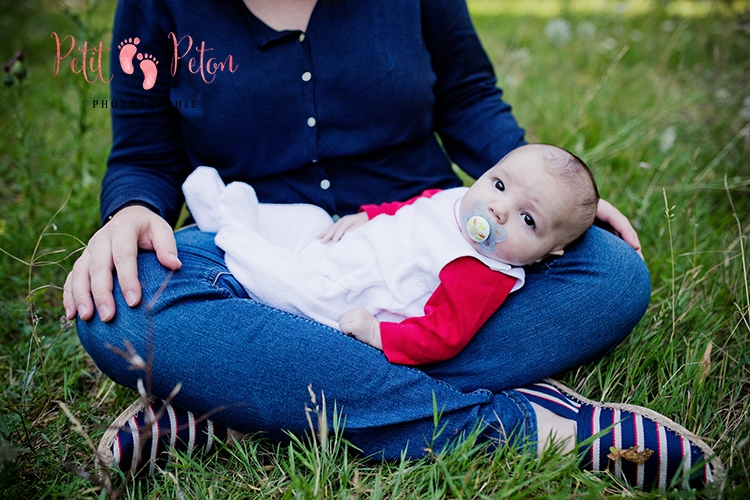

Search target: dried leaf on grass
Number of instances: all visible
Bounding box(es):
[608,446,654,465]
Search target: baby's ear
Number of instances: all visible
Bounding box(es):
[533,248,565,264]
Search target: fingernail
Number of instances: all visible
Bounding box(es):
[125,290,137,306]
[77,304,88,317]
[65,306,73,318]
[170,253,182,265]
[99,304,111,320]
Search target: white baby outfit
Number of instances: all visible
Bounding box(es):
[183,167,524,330]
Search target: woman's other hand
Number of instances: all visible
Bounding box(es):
[63,205,182,322]
[596,199,643,259]
[317,212,368,243]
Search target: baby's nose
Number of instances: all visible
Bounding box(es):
[489,203,507,224]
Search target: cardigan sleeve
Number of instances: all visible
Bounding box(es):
[359,189,442,219]
[379,256,516,365]
[421,0,526,179]
[100,0,192,226]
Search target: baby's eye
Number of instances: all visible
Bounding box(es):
[522,214,535,228]
[494,180,505,192]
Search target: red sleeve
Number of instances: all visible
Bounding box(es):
[360,189,442,219]
[379,257,516,365]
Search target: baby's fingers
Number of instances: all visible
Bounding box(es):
[318,213,368,243]
[317,223,340,243]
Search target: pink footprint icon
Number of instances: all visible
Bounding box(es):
[137,53,159,90]
[117,37,140,74]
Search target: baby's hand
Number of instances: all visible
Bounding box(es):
[339,307,382,350]
[318,212,368,243]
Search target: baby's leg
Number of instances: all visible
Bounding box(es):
[217,181,261,232]
[184,166,332,250]
[215,182,347,328]
[257,203,333,253]
[182,166,232,233]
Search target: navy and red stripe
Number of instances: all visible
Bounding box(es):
[517,382,716,491]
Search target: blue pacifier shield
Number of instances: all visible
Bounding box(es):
[462,200,507,253]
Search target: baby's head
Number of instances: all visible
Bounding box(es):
[459,144,599,266]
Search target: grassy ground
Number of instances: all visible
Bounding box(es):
[1,0,749,498]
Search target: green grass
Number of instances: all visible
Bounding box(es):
[1,0,749,497]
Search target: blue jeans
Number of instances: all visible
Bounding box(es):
[77,225,650,460]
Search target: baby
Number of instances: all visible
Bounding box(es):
[183,144,599,365]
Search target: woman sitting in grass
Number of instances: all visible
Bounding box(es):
[64,0,722,490]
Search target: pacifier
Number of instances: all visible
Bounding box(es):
[461,200,507,254]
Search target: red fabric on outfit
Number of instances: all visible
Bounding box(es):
[360,190,517,365]
[359,189,443,219]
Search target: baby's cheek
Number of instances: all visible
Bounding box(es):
[504,242,532,266]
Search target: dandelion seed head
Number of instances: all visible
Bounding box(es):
[629,29,644,42]
[545,18,573,45]
[597,37,618,52]
[503,73,520,88]
[614,1,629,14]
[509,47,531,67]
[576,21,597,39]
[714,88,730,101]
[659,126,677,154]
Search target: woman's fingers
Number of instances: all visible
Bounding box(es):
[65,249,95,320]
[146,216,181,271]
[596,199,643,258]
[612,214,642,256]
[88,234,117,321]
[62,272,76,319]
[61,205,177,323]
[108,207,179,314]
[110,219,143,310]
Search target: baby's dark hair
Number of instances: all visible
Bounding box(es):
[536,144,599,244]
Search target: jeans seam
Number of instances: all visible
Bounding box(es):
[506,389,536,453]
[401,366,493,399]
[212,271,232,287]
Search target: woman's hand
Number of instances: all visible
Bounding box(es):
[317,212,368,243]
[596,199,643,259]
[63,205,182,322]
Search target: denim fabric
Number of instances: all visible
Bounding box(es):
[77,225,649,460]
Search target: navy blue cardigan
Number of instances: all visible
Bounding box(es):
[102,0,525,225]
